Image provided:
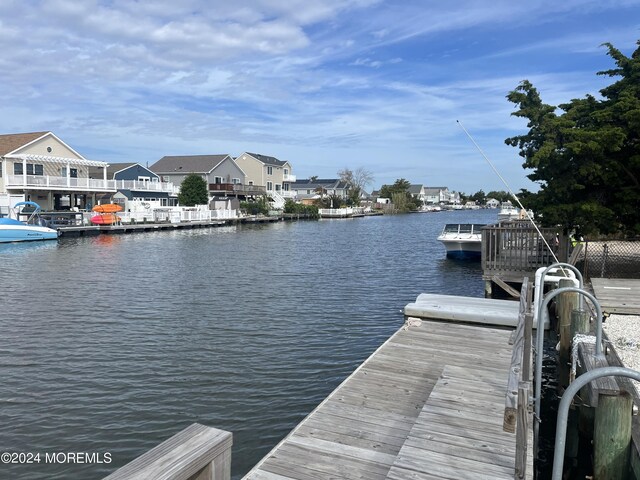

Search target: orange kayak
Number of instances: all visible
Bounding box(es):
[92,203,123,213]
[91,214,121,225]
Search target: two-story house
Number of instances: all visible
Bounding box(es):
[149,154,254,201]
[408,184,427,204]
[0,131,114,213]
[424,187,450,205]
[234,152,295,207]
[89,163,178,210]
[290,178,349,202]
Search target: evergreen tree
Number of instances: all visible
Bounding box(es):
[178,174,209,206]
[505,40,640,236]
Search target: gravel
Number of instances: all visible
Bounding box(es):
[603,313,640,394]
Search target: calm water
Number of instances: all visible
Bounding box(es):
[0,209,496,479]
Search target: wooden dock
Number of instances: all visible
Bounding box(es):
[591,277,640,315]
[56,215,281,237]
[243,319,533,480]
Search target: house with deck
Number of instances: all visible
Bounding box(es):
[424,186,450,204]
[0,131,114,213]
[150,154,261,201]
[290,178,349,202]
[89,162,179,211]
[234,152,295,208]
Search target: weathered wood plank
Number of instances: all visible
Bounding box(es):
[591,278,640,315]
[577,342,620,407]
[104,423,232,480]
[245,320,523,480]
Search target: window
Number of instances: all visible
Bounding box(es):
[14,163,23,175]
[232,178,241,184]
[275,184,281,191]
[267,181,273,191]
[138,176,150,183]
[24,163,43,175]
[214,176,222,184]
[284,168,288,175]
[61,167,78,177]
[267,166,273,175]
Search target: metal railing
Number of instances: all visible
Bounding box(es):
[551,367,640,480]
[534,287,603,443]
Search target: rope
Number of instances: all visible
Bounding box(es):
[456,120,563,269]
[404,317,423,330]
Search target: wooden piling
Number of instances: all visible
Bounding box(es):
[558,279,579,362]
[484,279,493,298]
[570,309,590,339]
[593,391,633,479]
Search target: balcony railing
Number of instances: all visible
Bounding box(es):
[283,174,296,182]
[208,183,267,195]
[6,175,176,194]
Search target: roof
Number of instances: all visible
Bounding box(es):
[424,187,448,195]
[149,155,231,173]
[408,184,424,194]
[291,178,349,190]
[244,152,288,167]
[88,162,158,179]
[0,132,49,156]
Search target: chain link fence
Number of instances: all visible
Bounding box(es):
[572,239,640,280]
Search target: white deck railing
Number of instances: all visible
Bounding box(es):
[319,207,365,217]
[6,175,177,194]
[115,209,238,224]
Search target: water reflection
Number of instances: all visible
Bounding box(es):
[0,209,498,480]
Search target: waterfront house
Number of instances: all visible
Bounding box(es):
[290,178,349,202]
[89,162,179,211]
[150,154,259,201]
[424,186,450,205]
[486,198,500,208]
[0,131,114,214]
[234,152,295,207]
[408,184,427,204]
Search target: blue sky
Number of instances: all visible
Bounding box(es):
[1,1,639,194]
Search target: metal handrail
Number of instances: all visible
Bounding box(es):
[534,287,604,440]
[551,366,640,480]
[535,263,584,320]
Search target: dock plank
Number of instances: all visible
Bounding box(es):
[244,319,523,480]
[387,364,522,480]
[591,278,640,314]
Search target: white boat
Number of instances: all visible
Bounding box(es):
[437,223,485,259]
[497,201,532,222]
[0,202,59,243]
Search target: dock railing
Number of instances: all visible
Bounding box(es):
[483,223,566,282]
[103,423,232,480]
[504,277,534,479]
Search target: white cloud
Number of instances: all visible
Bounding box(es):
[0,0,638,192]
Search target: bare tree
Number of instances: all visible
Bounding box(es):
[339,167,373,191]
